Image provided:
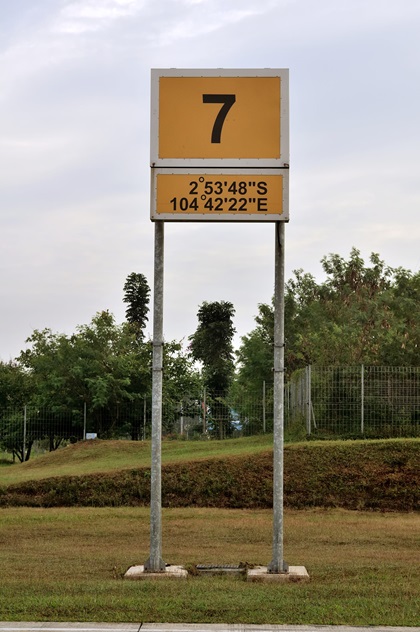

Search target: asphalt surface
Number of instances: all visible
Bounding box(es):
[0,623,419,632]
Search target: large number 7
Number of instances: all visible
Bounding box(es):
[202,94,236,144]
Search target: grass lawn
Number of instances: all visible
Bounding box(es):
[0,506,418,625]
[0,435,275,486]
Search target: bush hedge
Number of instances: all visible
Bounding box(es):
[0,439,418,511]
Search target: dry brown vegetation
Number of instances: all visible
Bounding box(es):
[0,438,419,511]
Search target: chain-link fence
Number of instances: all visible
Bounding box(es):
[287,365,420,438]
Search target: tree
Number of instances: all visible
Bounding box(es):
[0,361,30,409]
[123,273,151,340]
[16,309,203,447]
[161,340,202,434]
[18,312,151,442]
[189,301,236,437]
[284,248,420,367]
[1,412,33,462]
[231,313,273,434]
[236,249,420,394]
[235,304,274,396]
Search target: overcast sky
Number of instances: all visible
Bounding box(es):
[2,0,420,361]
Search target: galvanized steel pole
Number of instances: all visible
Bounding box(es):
[144,220,166,572]
[268,222,288,574]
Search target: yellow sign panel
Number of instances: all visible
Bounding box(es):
[158,76,281,160]
[154,173,285,220]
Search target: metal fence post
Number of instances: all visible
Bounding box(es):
[83,401,87,440]
[361,364,365,435]
[23,405,27,462]
[180,401,184,435]
[202,387,207,434]
[144,220,165,572]
[307,365,312,436]
[263,380,266,433]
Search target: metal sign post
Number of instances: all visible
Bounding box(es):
[268,221,288,573]
[144,220,166,572]
[145,68,290,575]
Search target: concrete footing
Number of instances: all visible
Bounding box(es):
[124,565,188,580]
[124,563,309,582]
[247,565,310,582]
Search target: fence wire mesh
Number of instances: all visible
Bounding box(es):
[0,389,274,460]
[287,365,420,438]
[1,366,419,460]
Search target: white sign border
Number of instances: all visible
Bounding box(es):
[150,68,289,169]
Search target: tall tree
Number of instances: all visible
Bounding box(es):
[189,301,236,437]
[123,273,151,340]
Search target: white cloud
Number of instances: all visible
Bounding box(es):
[56,0,145,33]
[149,1,280,46]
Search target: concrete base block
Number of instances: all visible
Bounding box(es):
[124,565,188,580]
[247,565,309,582]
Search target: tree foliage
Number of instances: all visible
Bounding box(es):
[189,301,236,394]
[189,301,236,438]
[0,361,30,409]
[10,310,199,448]
[0,362,33,461]
[236,249,420,393]
[123,272,151,340]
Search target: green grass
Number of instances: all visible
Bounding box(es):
[0,507,418,625]
[0,435,274,486]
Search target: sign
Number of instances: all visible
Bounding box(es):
[151,169,288,222]
[145,69,291,575]
[151,68,289,168]
[150,68,289,222]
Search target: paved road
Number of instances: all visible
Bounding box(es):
[0,623,419,632]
